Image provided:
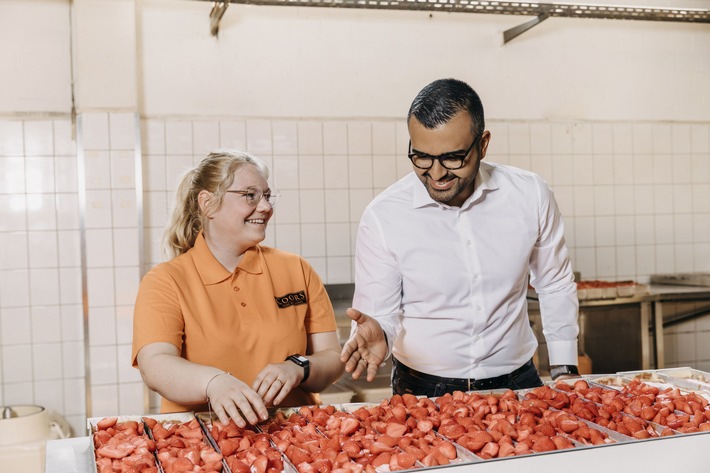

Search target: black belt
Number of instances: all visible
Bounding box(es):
[392,357,535,391]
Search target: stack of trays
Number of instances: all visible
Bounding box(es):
[87,368,710,472]
[618,367,710,392]
[576,281,650,301]
[528,281,650,301]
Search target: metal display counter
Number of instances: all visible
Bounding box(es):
[528,284,710,371]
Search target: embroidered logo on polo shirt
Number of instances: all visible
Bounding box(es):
[275,291,307,309]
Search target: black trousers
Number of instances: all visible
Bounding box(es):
[391,357,543,397]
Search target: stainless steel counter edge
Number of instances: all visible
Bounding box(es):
[46,430,710,473]
[528,284,710,307]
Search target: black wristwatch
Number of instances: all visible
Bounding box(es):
[286,354,310,383]
[549,365,580,380]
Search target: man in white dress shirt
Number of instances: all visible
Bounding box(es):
[340,78,580,396]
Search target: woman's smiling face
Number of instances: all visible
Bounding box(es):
[203,163,274,251]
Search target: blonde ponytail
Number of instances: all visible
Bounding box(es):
[161,150,269,260]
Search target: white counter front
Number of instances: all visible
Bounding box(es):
[46,431,709,473]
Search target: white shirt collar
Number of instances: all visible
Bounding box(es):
[410,162,500,210]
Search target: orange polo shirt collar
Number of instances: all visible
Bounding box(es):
[192,232,264,285]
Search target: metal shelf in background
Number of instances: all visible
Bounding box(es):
[203,0,710,42]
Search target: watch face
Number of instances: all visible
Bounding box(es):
[289,355,308,366]
[551,365,578,379]
[287,354,310,383]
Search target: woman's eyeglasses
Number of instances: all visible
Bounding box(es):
[225,187,281,207]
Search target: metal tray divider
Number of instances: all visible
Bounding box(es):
[655,367,710,386]
[550,385,669,439]
[141,417,166,473]
[198,410,298,473]
[144,413,227,473]
[433,390,568,459]
[548,407,630,445]
[258,406,370,473]
[318,404,427,472]
[431,394,520,462]
[656,373,710,394]
[598,378,709,427]
[88,416,165,473]
[584,374,706,403]
[395,399,483,464]
[255,408,310,473]
[586,377,634,391]
[194,412,239,473]
[651,392,710,433]
[515,387,625,448]
[555,379,700,436]
[342,400,477,468]
[598,398,676,437]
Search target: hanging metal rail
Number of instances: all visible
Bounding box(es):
[204,0,710,42]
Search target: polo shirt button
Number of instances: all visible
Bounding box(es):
[241,302,246,307]
[233,287,240,292]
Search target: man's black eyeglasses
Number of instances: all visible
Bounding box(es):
[407,133,483,170]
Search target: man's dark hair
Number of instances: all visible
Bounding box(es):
[407,79,485,135]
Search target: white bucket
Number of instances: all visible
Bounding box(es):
[0,405,71,445]
[0,405,72,473]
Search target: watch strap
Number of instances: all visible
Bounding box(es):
[286,354,310,383]
[549,365,580,380]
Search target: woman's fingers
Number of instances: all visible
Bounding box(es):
[242,389,269,422]
[253,364,297,406]
[271,378,293,406]
[211,403,231,426]
[263,377,286,405]
[208,377,269,427]
[222,402,247,428]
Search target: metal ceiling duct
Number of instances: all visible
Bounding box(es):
[201,0,710,42]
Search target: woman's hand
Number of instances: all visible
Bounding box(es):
[252,361,303,406]
[206,373,269,428]
[136,343,269,428]
[340,308,388,382]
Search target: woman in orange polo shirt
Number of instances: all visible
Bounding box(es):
[132,150,344,427]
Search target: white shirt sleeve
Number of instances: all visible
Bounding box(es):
[529,177,580,366]
[351,205,402,359]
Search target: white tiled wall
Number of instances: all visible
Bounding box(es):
[80,113,144,426]
[1,114,709,434]
[662,301,710,372]
[0,118,86,436]
[143,117,710,284]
